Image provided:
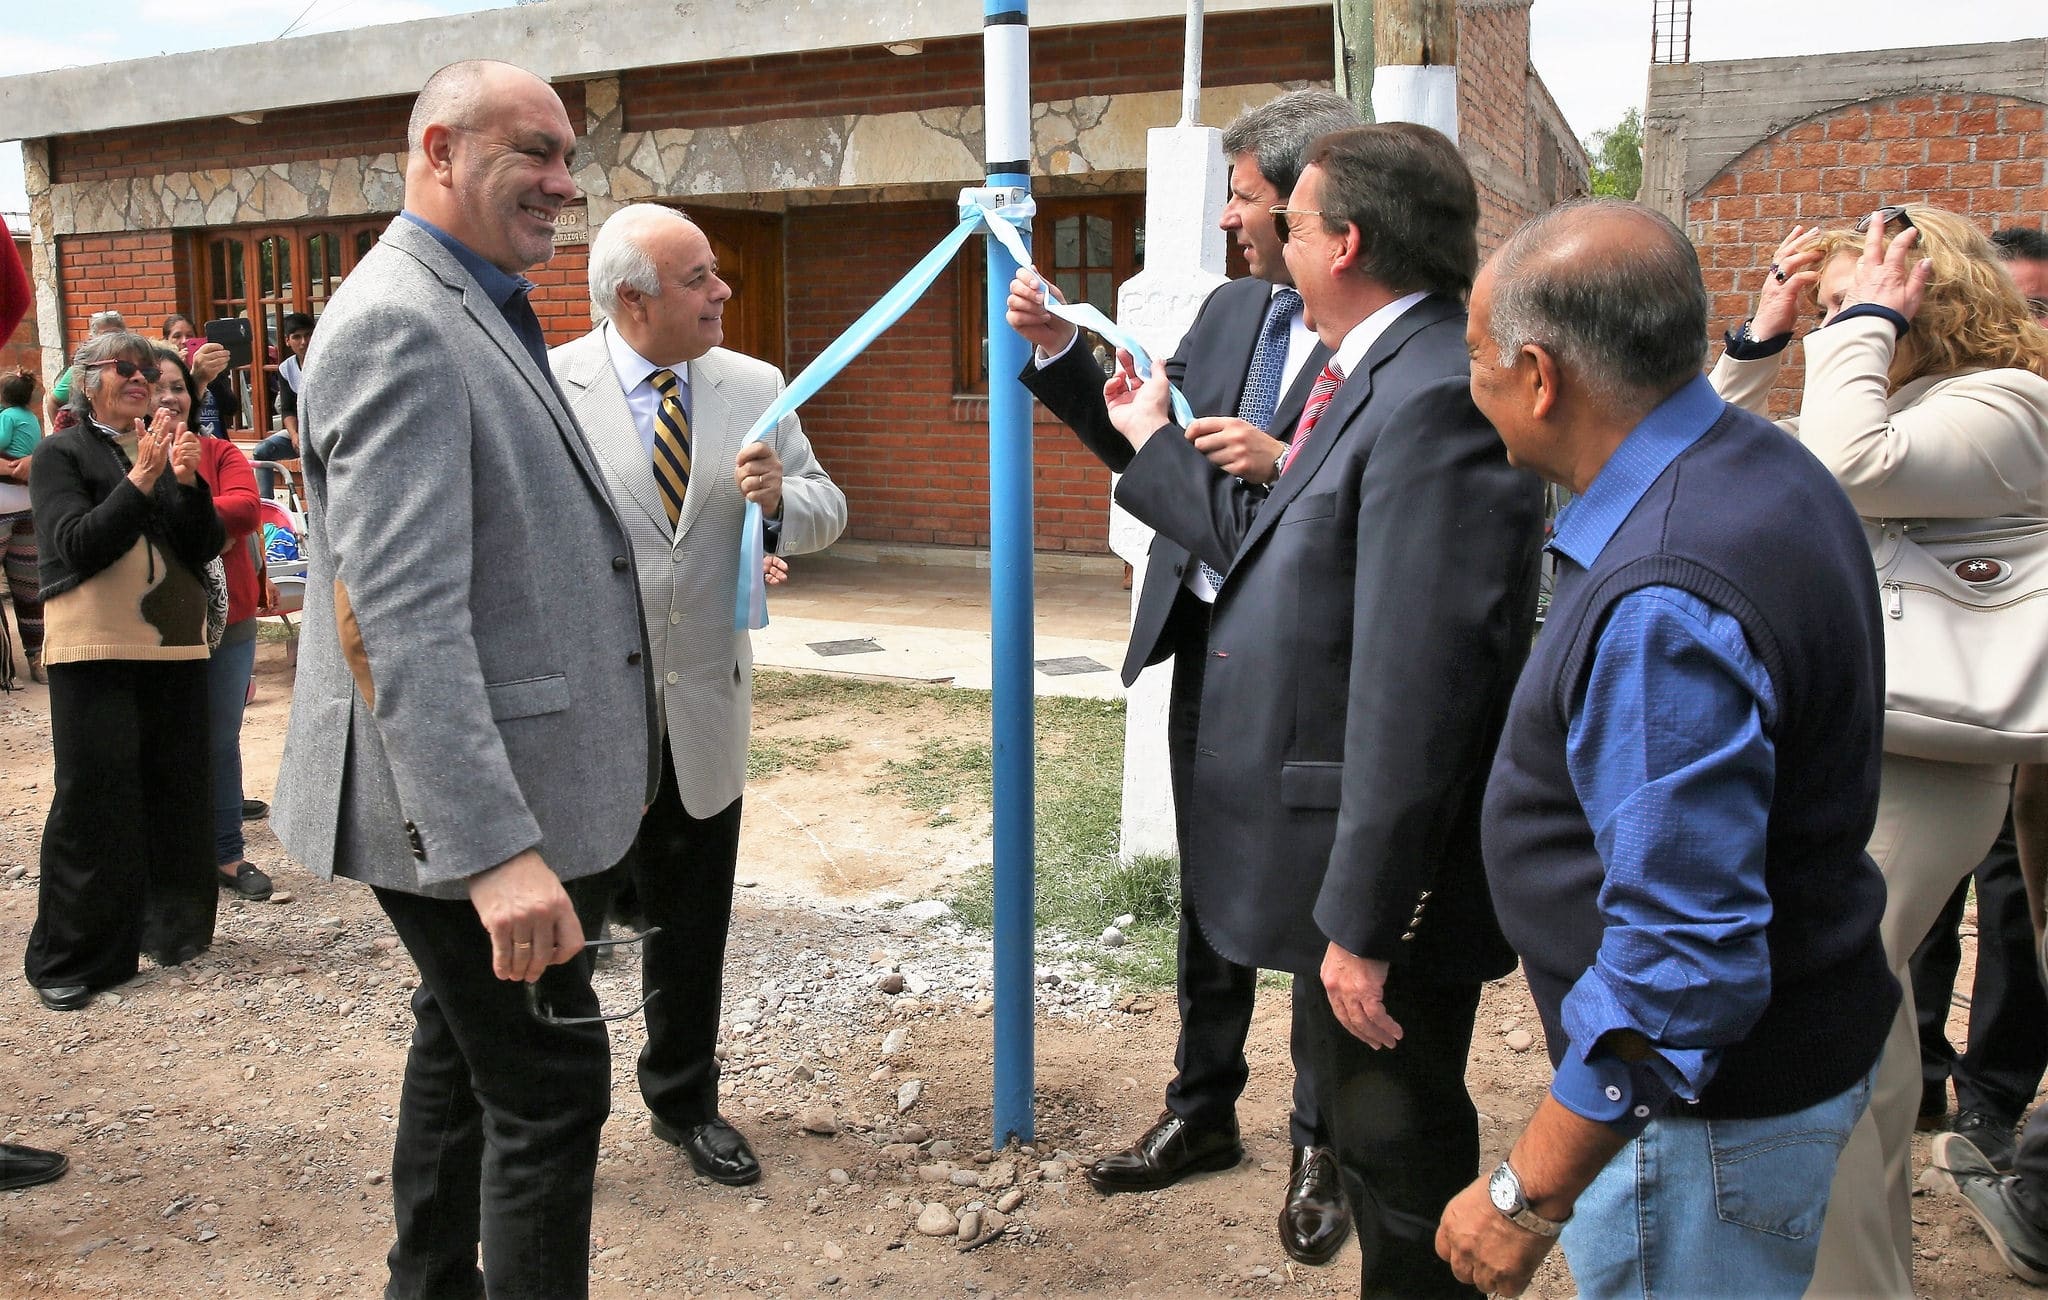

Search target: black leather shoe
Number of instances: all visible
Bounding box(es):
[1085,1110,1243,1193]
[34,984,92,1012]
[651,1115,761,1186]
[0,1142,69,1190]
[1279,1144,1350,1265]
[241,798,269,821]
[218,861,275,901]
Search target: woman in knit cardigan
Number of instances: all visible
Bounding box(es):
[24,331,224,1013]
[1711,205,2048,1298]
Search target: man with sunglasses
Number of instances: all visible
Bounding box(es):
[271,60,655,1300]
[1005,88,1357,1268]
[1102,124,1543,1297]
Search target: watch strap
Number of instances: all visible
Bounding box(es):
[1492,1161,1569,1239]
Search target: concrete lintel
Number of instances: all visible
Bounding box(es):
[0,0,1320,144]
[1643,37,2048,214]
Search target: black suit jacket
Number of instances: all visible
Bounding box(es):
[1115,295,1543,980]
[1020,276,1330,686]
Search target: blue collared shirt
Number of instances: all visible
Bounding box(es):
[397,211,551,375]
[1546,374,1779,1135]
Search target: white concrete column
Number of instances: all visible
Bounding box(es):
[1109,124,1228,861]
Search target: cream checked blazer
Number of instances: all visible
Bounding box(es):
[553,326,848,817]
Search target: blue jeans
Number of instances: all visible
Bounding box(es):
[205,630,257,868]
[250,432,295,498]
[1561,1066,1875,1299]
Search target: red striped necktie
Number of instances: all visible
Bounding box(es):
[1281,361,1343,477]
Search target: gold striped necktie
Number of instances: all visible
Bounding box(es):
[650,367,693,526]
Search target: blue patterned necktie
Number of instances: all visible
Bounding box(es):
[1199,286,1301,593]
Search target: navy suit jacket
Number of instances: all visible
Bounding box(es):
[1020,276,1330,685]
[1115,295,1543,979]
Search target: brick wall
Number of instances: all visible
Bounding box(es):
[2,236,36,377]
[528,243,594,347]
[623,9,1329,132]
[1457,2,1532,254]
[50,84,586,185]
[1689,92,2048,416]
[54,231,181,349]
[786,202,1114,552]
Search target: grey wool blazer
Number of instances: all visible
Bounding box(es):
[551,325,847,817]
[272,216,658,898]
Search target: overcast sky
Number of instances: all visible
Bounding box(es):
[3,0,2045,217]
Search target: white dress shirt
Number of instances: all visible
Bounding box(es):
[602,320,691,459]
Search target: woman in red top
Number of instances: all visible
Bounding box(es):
[153,345,274,901]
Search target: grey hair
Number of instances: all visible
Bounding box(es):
[1486,199,1708,410]
[588,203,693,317]
[87,310,126,336]
[1220,89,1361,197]
[68,331,158,420]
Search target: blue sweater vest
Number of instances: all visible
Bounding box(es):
[1481,403,1898,1119]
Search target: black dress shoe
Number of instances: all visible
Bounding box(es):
[1085,1110,1243,1193]
[1279,1144,1351,1265]
[651,1115,761,1186]
[241,798,269,821]
[218,861,275,901]
[34,984,93,1012]
[0,1142,69,1190]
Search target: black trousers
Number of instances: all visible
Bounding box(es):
[1908,810,2048,1123]
[26,659,214,991]
[573,739,742,1129]
[1300,973,1485,1299]
[374,884,611,1300]
[1161,604,1319,1144]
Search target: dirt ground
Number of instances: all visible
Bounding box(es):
[0,639,2032,1298]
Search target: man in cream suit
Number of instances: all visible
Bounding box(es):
[552,203,846,1185]
[274,62,656,1299]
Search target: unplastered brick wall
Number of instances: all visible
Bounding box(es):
[622,8,1331,133]
[785,201,1116,553]
[1689,92,2048,417]
[527,243,594,348]
[54,231,181,351]
[51,84,587,186]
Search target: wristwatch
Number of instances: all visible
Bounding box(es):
[1488,1160,1569,1238]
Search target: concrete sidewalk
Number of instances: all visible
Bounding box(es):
[754,547,1132,700]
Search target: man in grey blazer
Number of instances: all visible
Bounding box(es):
[272,61,656,1300]
[552,203,846,1186]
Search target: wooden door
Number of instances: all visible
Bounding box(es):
[692,209,785,371]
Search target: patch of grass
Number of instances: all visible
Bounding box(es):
[946,695,1185,989]
[746,734,850,781]
[870,735,992,826]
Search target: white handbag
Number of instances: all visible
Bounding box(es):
[1871,516,2048,763]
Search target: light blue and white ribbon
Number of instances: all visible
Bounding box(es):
[734,193,1192,629]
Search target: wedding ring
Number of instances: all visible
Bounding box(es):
[514,941,532,950]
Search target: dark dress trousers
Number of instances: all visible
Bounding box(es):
[1022,275,1331,1143]
[1115,295,1543,1297]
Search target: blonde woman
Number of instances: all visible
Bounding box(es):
[1712,205,2048,1297]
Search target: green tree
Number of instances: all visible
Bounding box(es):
[1586,107,1643,200]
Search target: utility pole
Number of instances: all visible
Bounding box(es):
[1333,0,1375,123]
[1367,0,1458,140]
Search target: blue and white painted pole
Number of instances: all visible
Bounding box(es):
[983,0,1036,1149]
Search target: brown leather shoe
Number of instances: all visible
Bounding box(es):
[1279,1144,1350,1265]
[1085,1110,1242,1193]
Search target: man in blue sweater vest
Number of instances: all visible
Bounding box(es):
[1435,200,1899,1298]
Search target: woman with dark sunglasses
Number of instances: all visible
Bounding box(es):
[1712,205,2048,1296]
[23,330,225,1012]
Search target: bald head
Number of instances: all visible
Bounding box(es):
[402,59,577,275]
[1482,199,1708,411]
[409,59,523,153]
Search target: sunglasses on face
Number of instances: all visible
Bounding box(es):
[523,926,664,1026]
[90,358,163,383]
[1854,205,1915,234]
[1269,206,1336,246]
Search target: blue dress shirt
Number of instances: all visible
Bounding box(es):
[1545,375,1780,1135]
[397,211,551,376]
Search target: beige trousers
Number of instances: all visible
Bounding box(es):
[1806,752,2013,1299]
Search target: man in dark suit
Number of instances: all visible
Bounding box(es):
[1103,124,1543,1297]
[1005,88,1358,1266]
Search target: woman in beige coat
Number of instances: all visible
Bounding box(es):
[1710,205,2048,1297]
